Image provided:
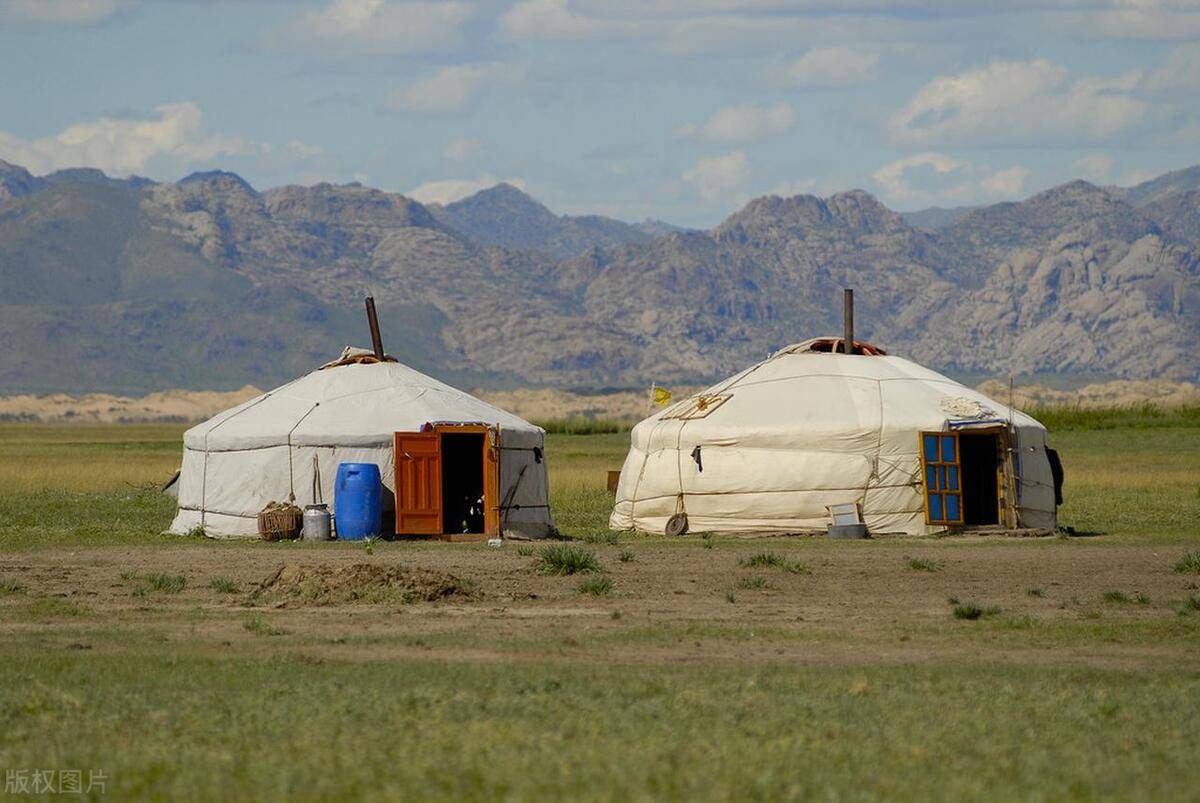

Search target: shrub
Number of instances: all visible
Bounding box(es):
[907,557,942,572]
[725,591,737,604]
[537,544,601,575]
[577,575,614,596]
[145,573,186,594]
[738,552,809,574]
[618,550,635,563]
[735,575,769,590]
[1174,551,1200,574]
[1175,596,1200,616]
[209,578,240,594]
[1103,590,1132,604]
[0,579,24,595]
[952,602,1000,620]
[1026,587,1045,598]
[516,544,534,557]
[243,615,286,636]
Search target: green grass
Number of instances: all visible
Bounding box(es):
[1102,590,1150,605]
[1175,596,1200,616]
[534,418,630,435]
[618,549,635,563]
[577,575,614,596]
[208,577,240,594]
[123,572,187,594]
[242,615,286,636]
[1175,551,1200,574]
[536,544,601,575]
[1028,404,1200,432]
[0,654,1197,800]
[907,557,943,572]
[0,419,1198,798]
[738,551,810,574]
[0,578,24,595]
[953,602,1001,620]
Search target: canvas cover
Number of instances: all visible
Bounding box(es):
[169,351,555,539]
[610,340,1057,536]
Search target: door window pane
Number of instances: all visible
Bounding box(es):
[923,435,939,462]
[945,494,960,522]
[941,435,956,462]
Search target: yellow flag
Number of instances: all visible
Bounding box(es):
[652,386,673,406]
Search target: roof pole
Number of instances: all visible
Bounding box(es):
[365,296,385,360]
[843,288,854,355]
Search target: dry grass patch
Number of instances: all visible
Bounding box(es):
[253,564,472,606]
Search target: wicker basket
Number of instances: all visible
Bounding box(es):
[258,502,303,541]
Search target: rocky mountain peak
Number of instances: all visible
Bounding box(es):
[0,160,42,203]
[265,183,439,229]
[714,189,905,244]
[179,170,257,194]
[442,182,557,224]
[825,189,906,233]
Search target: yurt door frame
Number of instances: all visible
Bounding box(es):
[393,424,500,541]
[920,425,1016,530]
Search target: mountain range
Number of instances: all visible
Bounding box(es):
[1,158,1197,394]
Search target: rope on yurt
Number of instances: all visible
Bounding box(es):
[284,402,320,503]
[197,390,278,530]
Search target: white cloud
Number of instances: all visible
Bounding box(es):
[889,59,1159,147]
[272,0,475,56]
[676,103,795,144]
[442,137,481,161]
[1143,43,1200,92]
[407,176,527,204]
[872,152,1030,206]
[768,178,819,197]
[771,47,879,88]
[682,150,748,201]
[0,102,249,176]
[500,0,641,40]
[1072,153,1115,183]
[388,63,524,115]
[979,165,1032,198]
[0,0,130,24]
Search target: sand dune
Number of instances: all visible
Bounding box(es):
[2,378,1195,424]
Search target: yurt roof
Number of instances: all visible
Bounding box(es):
[184,348,540,451]
[642,338,1042,442]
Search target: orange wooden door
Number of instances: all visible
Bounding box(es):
[484,430,500,537]
[394,432,441,535]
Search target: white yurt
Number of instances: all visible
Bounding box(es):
[610,338,1060,537]
[169,348,555,540]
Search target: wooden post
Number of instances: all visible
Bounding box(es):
[365,296,385,360]
[843,288,854,355]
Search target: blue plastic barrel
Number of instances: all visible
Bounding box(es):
[334,463,382,541]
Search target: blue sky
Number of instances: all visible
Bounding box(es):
[1,0,1199,226]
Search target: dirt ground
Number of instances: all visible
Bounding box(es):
[4,537,1197,672]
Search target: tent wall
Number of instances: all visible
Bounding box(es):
[610,351,1058,537]
[171,428,554,539]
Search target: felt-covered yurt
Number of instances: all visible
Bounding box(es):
[610,337,1060,537]
[169,348,555,540]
